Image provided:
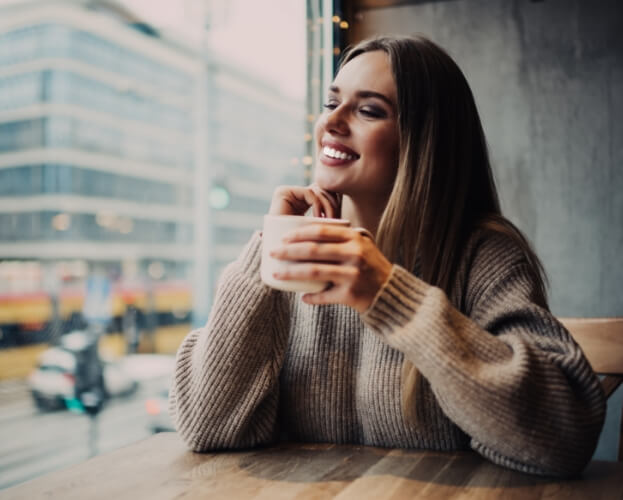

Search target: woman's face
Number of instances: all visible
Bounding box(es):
[314,50,399,203]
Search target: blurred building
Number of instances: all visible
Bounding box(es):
[0,0,197,265]
[0,0,306,345]
[205,58,306,283]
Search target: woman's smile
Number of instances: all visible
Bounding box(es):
[320,140,360,165]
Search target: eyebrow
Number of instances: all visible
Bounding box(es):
[329,85,395,109]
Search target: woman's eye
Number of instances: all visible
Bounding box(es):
[323,102,338,110]
[360,107,384,118]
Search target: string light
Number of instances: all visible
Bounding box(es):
[148,261,165,280]
[52,213,71,231]
[96,211,116,228]
[339,20,349,29]
[118,217,133,234]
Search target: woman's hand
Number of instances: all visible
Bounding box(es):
[269,224,393,313]
[268,184,341,218]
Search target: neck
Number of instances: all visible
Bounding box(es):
[341,195,386,237]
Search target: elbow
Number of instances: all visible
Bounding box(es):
[174,421,271,453]
[178,428,215,453]
[473,418,605,479]
[505,383,606,477]
[168,391,213,452]
[520,426,604,479]
[526,450,593,479]
[169,400,273,453]
[170,410,221,453]
[169,403,219,452]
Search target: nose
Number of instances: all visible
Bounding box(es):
[324,104,349,135]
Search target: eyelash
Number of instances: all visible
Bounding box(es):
[322,102,384,118]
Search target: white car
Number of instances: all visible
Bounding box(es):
[28,331,138,411]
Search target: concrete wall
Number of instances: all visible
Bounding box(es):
[348,0,622,461]
[350,0,622,317]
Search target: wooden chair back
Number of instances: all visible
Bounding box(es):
[559,317,623,461]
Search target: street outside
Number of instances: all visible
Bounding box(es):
[0,340,180,490]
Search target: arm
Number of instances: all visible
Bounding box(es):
[169,233,291,451]
[361,233,606,477]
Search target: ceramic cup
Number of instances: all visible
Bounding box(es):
[261,215,351,293]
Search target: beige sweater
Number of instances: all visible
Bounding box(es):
[169,229,605,477]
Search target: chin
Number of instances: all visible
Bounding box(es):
[314,170,348,194]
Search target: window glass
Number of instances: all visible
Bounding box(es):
[0,0,309,488]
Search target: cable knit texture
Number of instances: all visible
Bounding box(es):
[170,229,606,477]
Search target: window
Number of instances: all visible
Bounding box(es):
[0,0,309,488]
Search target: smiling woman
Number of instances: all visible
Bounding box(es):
[169,34,606,479]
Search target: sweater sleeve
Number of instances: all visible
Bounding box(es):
[169,232,290,451]
[360,233,606,477]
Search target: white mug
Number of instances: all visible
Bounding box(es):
[261,215,350,293]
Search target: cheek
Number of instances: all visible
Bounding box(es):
[383,127,400,165]
[366,129,399,165]
[368,129,399,186]
[313,116,326,145]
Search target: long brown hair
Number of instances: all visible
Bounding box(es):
[338,35,548,419]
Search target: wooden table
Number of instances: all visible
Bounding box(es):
[2,432,622,499]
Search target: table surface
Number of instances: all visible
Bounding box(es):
[2,432,622,500]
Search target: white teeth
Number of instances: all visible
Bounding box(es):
[323,146,356,161]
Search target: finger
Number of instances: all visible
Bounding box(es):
[311,197,321,217]
[270,186,316,216]
[309,185,332,218]
[272,263,357,283]
[298,188,331,218]
[310,185,341,218]
[352,227,374,242]
[283,224,356,243]
[325,191,343,217]
[270,241,349,263]
[301,287,344,306]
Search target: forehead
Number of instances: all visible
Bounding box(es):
[333,50,396,99]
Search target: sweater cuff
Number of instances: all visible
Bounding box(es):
[361,264,430,336]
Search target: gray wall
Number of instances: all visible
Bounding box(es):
[351,0,622,317]
[349,0,622,462]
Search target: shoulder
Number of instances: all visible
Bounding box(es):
[462,224,526,277]
[456,219,547,313]
[463,227,526,271]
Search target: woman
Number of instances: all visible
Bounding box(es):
[169,35,605,477]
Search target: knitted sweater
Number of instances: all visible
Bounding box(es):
[169,229,606,477]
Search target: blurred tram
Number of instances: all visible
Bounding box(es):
[0,280,192,348]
